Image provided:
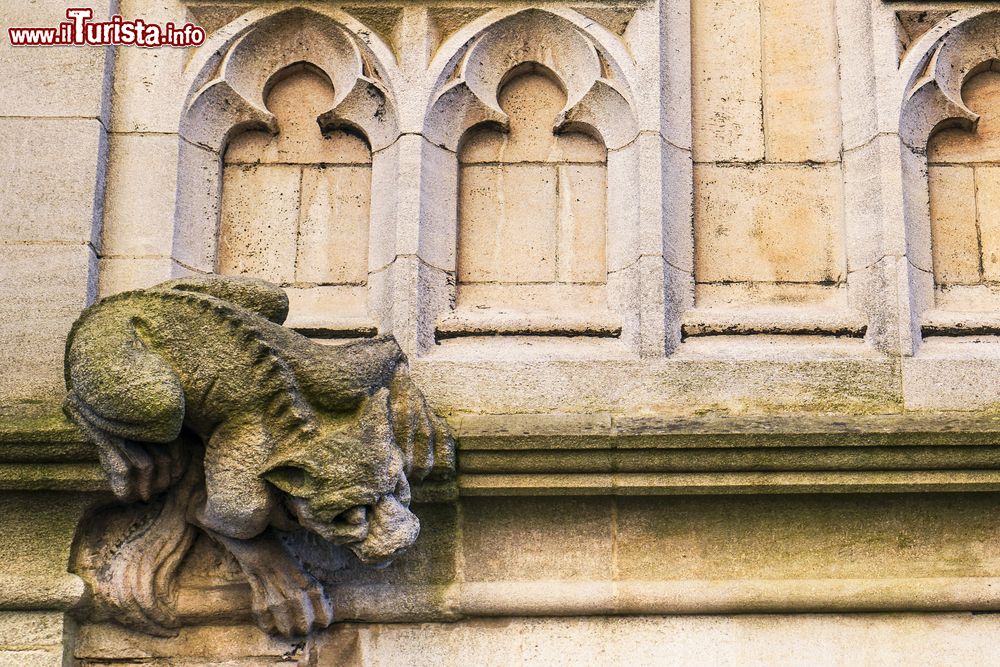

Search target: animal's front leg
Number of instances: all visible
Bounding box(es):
[388,366,455,481]
[201,528,334,637]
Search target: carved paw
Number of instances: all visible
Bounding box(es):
[245,563,334,637]
[389,369,455,481]
[64,397,184,501]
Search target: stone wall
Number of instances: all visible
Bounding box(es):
[7,0,1000,664]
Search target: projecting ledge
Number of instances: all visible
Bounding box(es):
[453,412,1000,494]
[169,577,1000,622]
[457,470,1000,496]
[8,405,1000,495]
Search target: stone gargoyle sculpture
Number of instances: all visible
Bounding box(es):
[63,276,454,637]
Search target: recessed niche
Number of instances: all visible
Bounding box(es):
[218,64,373,334]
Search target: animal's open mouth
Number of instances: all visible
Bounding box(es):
[283,490,421,569]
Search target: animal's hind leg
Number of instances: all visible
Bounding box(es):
[65,316,186,499]
[64,393,184,501]
[65,317,185,443]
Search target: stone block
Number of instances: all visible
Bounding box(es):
[616,493,1000,581]
[637,255,669,356]
[97,256,178,297]
[458,164,558,283]
[900,143,933,273]
[0,650,62,667]
[0,613,65,649]
[556,164,607,283]
[461,497,613,582]
[928,165,979,286]
[834,0,878,151]
[415,345,899,415]
[283,286,370,328]
[694,283,847,310]
[636,132,667,257]
[606,143,641,273]
[932,284,1000,313]
[312,614,1000,666]
[903,348,1000,412]
[662,140,695,275]
[692,0,764,162]
[0,119,104,246]
[101,133,179,256]
[0,245,95,400]
[218,164,300,283]
[385,136,461,275]
[456,283,608,314]
[0,1,111,118]
[0,492,97,580]
[659,0,693,150]
[108,13,189,134]
[761,0,842,162]
[694,164,845,284]
[976,166,1000,282]
[368,141,401,272]
[172,141,222,273]
[843,135,886,272]
[74,623,297,661]
[417,139,459,272]
[296,166,371,285]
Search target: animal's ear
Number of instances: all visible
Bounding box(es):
[263,465,314,497]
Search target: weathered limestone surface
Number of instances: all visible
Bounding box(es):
[690,0,846,323]
[9,0,1000,664]
[0,0,113,401]
[62,277,453,637]
[70,614,1000,666]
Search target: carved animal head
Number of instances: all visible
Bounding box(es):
[263,387,420,566]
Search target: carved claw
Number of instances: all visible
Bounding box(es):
[246,562,334,637]
[389,368,455,481]
[64,396,184,501]
[202,529,334,638]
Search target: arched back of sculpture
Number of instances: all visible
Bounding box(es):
[219,63,373,326]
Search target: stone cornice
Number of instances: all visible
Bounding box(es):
[9,402,1000,495]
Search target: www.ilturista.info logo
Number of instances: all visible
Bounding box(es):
[8,8,206,47]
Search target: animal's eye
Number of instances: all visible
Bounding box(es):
[265,466,310,494]
[334,505,368,526]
